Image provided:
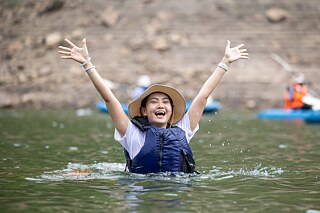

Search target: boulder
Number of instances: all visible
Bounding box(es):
[266,7,288,23]
[44,32,63,49]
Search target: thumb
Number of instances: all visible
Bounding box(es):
[82,38,87,47]
[226,40,230,49]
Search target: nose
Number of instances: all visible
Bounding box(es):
[157,102,164,108]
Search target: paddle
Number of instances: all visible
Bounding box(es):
[270,53,320,98]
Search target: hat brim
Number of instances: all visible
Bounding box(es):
[128,84,186,124]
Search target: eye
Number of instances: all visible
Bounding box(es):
[163,100,170,104]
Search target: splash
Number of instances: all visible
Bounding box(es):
[26,162,126,182]
[26,163,283,183]
[26,162,200,183]
[204,164,284,180]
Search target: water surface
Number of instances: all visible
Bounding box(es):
[0,109,319,212]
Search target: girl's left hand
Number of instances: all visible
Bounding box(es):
[224,40,249,63]
[58,38,90,64]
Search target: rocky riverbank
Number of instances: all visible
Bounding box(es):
[1,0,319,110]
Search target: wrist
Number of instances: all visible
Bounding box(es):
[218,62,228,72]
[83,61,94,69]
[80,57,91,68]
[221,56,230,65]
[79,57,96,73]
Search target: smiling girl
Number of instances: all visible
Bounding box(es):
[58,38,249,174]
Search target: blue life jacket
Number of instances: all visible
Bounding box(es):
[124,116,197,174]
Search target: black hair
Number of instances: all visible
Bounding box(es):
[140,92,173,108]
[140,92,174,128]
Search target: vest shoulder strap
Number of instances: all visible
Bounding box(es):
[131,116,149,131]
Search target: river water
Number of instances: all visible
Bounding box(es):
[0,109,319,213]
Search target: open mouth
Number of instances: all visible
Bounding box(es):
[155,111,166,117]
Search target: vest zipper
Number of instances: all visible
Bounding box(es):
[159,131,163,172]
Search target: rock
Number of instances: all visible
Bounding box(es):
[44,32,63,49]
[21,93,35,104]
[245,99,257,109]
[156,11,171,22]
[5,40,23,59]
[100,7,120,27]
[287,51,299,64]
[38,66,52,76]
[170,33,190,46]
[169,33,182,44]
[0,93,16,108]
[128,37,146,51]
[70,29,84,40]
[18,73,28,83]
[37,0,64,16]
[145,19,163,40]
[152,36,170,51]
[266,7,288,23]
[104,34,114,42]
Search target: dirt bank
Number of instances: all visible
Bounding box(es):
[1,0,319,110]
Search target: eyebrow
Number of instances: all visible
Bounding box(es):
[149,97,170,101]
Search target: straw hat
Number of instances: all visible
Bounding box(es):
[128,84,186,124]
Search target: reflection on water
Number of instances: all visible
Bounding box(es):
[1,110,320,213]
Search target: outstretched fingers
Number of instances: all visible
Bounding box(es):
[225,40,250,62]
[237,45,249,58]
[60,55,72,59]
[58,50,70,55]
[235,43,244,49]
[240,51,249,59]
[226,40,231,49]
[58,46,71,51]
[65,38,77,48]
[58,45,72,59]
[59,51,71,59]
[58,39,75,59]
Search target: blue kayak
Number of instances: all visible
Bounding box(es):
[304,111,320,124]
[96,100,221,114]
[257,108,314,120]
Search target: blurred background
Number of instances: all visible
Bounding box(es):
[1,0,320,110]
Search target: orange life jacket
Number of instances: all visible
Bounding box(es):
[284,83,308,110]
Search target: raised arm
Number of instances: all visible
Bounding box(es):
[58,38,129,136]
[188,40,249,130]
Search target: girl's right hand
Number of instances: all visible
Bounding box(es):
[224,40,249,64]
[58,38,90,64]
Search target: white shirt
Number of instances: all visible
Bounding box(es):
[114,113,199,159]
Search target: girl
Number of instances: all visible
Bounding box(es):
[58,38,249,174]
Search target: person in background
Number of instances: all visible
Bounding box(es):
[131,75,151,99]
[58,38,249,174]
[284,73,312,110]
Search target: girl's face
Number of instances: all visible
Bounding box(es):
[141,92,173,128]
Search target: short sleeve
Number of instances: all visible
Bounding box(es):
[175,113,199,143]
[114,121,146,159]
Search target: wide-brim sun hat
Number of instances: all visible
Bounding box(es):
[128,84,186,124]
